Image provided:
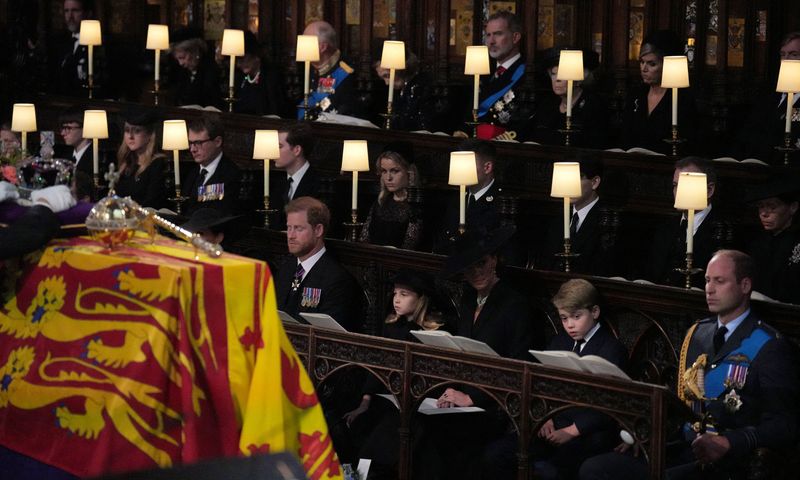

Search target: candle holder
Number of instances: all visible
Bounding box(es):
[675,252,703,289]
[299,93,311,120]
[557,117,582,146]
[169,186,189,215]
[93,172,102,190]
[225,85,236,113]
[554,238,581,273]
[150,80,162,106]
[256,196,277,229]
[663,126,686,156]
[343,209,365,242]
[86,75,94,99]
[774,132,798,165]
[464,109,480,138]
[380,102,395,129]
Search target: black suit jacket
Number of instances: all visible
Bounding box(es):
[734,92,799,164]
[645,206,720,287]
[435,182,503,253]
[48,31,87,97]
[172,57,224,109]
[181,156,242,215]
[683,314,798,459]
[0,206,60,260]
[73,146,94,177]
[540,199,616,276]
[275,250,362,333]
[273,166,321,230]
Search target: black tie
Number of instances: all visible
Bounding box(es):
[467,192,476,209]
[713,325,728,354]
[572,339,585,353]
[570,211,580,236]
[285,177,294,203]
[195,168,208,194]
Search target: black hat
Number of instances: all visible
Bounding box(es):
[640,30,683,58]
[746,175,800,203]
[243,31,261,57]
[540,46,600,71]
[389,269,436,297]
[124,108,159,128]
[181,208,243,234]
[443,225,516,276]
[171,27,203,45]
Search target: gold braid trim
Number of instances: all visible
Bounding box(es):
[677,322,700,403]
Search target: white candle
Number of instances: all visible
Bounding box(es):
[563,197,571,240]
[92,138,99,176]
[473,74,480,110]
[388,68,396,104]
[786,92,795,133]
[154,49,161,81]
[229,56,235,89]
[304,61,311,96]
[459,184,466,225]
[173,150,180,186]
[21,132,26,154]
[263,159,270,198]
[88,45,94,77]
[566,80,574,118]
[351,171,359,210]
[686,209,695,254]
[672,87,679,126]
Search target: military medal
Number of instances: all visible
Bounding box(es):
[319,97,332,112]
[301,287,321,308]
[723,353,749,390]
[319,77,336,94]
[723,389,742,413]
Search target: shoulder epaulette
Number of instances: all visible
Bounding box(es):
[754,319,781,338]
[339,61,354,74]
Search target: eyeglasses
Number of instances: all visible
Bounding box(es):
[60,125,80,131]
[188,138,213,148]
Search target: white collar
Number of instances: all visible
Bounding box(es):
[200,152,223,184]
[498,53,521,71]
[576,322,601,353]
[681,203,712,235]
[469,178,495,201]
[73,142,91,164]
[287,161,310,199]
[297,246,326,280]
[717,308,750,342]
[572,196,600,232]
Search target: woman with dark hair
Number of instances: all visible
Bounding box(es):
[359,143,423,249]
[233,31,290,117]
[621,30,698,154]
[114,110,169,209]
[530,47,609,148]
[169,31,223,109]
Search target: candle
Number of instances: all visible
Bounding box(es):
[566,80,574,118]
[154,49,160,81]
[388,68,396,104]
[172,150,180,186]
[459,184,466,225]
[92,139,99,176]
[263,160,270,198]
[352,171,359,210]
[21,133,26,154]
[563,197,571,240]
[473,75,480,110]
[786,92,795,133]
[88,45,94,77]
[672,88,678,126]
[686,209,695,254]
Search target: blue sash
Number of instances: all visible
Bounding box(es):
[297,64,352,119]
[704,327,772,399]
[477,63,525,118]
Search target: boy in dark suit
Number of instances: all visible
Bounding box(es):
[535,278,628,479]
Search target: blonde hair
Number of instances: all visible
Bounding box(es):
[116,128,161,177]
[375,151,417,205]
[384,292,443,331]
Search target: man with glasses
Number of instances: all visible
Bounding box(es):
[57,107,92,177]
[181,115,242,216]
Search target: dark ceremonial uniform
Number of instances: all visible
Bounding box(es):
[274,251,362,333]
[181,156,242,216]
[540,199,617,276]
[645,207,721,288]
[475,57,529,139]
[300,51,365,120]
[526,324,628,479]
[0,206,60,261]
[621,86,698,155]
[669,314,798,479]
[748,225,800,304]
[48,31,88,97]
[172,57,224,109]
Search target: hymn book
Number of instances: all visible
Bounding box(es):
[299,312,348,332]
[530,350,630,380]
[376,394,485,415]
[277,310,301,324]
[410,330,498,357]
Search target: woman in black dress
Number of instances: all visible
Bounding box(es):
[114,110,169,209]
[359,144,422,250]
[169,33,223,109]
[531,47,608,148]
[621,30,697,154]
[233,31,289,117]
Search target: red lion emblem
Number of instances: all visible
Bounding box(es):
[281,349,318,409]
[299,431,340,480]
